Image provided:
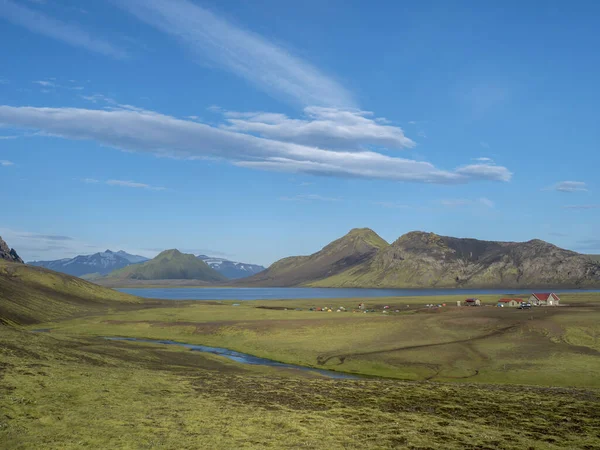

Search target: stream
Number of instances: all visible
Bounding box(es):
[105,336,359,379]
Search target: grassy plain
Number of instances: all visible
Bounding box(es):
[3,279,600,448]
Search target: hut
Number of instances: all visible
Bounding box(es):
[464,298,481,306]
[497,298,523,308]
[529,293,560,306]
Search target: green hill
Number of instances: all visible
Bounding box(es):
[238,228,388,286]
[0,260,141,326]
[106,249,227,282]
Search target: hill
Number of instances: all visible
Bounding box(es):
[29,250,148,277]
[105,249,227,282]
[238,229,600,288]
[0,260,140,326]
[197,255,266,279]
[238,228,388,286]
[0,236,23,263]
[309,231,600,288]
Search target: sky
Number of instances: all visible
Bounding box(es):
[1,0,599,266]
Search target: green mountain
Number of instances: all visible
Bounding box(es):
[238,228,388,286]
[106,249,227,282]
[240,230,600,289]
[0,260,140,326]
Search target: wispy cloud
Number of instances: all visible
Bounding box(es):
[562,204,600,210]
[0,105,512,184]
[222,107,415,150]
[81,94,116,104]
[0,1,127,59]
[106,179,166,191]
[117,0,354,107]
[81,178,99,183]
[440,197,494,208]
[547,181,588,193]
[0,160,15,166]
[474,157,493,162]
[279,194,341,202]
[33,80,56,88]
[374,201,411,209]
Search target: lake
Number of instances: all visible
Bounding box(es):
[116,287,600,301]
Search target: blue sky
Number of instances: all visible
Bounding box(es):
[1,0,599,265]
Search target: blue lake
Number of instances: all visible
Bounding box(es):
[116,287,600,301]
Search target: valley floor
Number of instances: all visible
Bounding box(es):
[2,292,600,448]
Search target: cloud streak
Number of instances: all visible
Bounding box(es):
[116,0,354,107]
[440,197,495,208]
[106,179,166,191]
[0,0,127,58]
[549,181,588,193]
[222,107,415,150]
[279,194,341,202]
[0,160,14,166]
[0,105,512,184]
[562,204,600,210]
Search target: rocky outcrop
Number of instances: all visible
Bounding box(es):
[0,236,23,264]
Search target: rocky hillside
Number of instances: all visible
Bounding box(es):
[239,229,600,289]
[238,228,388,286]
[105,249,226,282]
[0,236,23,263]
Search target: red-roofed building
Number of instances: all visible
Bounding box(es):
[497,298,523,307]
[529,293,560,306]
[464,298,481,306]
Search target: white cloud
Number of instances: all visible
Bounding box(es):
[562,204,599,210]
[0,160,15,166]
[222,106,415,150]
[374,201,410,209]
[106,179,166,191]
[441,197,494,208]
[81,94,116,104]
[33,80,55,87]
[81,178,99,183]
[0,105,512,184]
[116,0,354,107]
[0,1,127,59]
[474,157,493,162]
[550,181,588,193]
[279,194,340,202]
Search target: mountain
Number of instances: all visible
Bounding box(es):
[0,259,139,326]
[28,250,148,277]
[309,231,600,288]
[238,228,388,286]
[0,236,23,263]
[106,249,227,282]
[587,255,600,264]
[239,229,600,289]
[197,255,266,279]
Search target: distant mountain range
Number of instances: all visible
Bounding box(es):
[197,255,265,279]
[239,228,600,288]
[104,249,226,282]
[29,250,149,277]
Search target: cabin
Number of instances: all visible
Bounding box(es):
[464,298,481,306]
[529,293,560,306]
[497,298,523,308]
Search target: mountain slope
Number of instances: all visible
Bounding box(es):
[197,255,266,279]
[587,255,600,264]
[238,228,388,286]
[29,250,148,277]
[106,249,226,282]
[0,236,23,263]
[309,231,600,288]
[0,260,140,326]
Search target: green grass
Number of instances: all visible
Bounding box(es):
[2,326,599,449]
[0,261,141,326]
[42,293,600,387]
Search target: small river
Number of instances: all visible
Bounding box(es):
[116,287,600,301]
[105,337,357,379]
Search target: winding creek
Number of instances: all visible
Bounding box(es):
[104,337,359,379]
